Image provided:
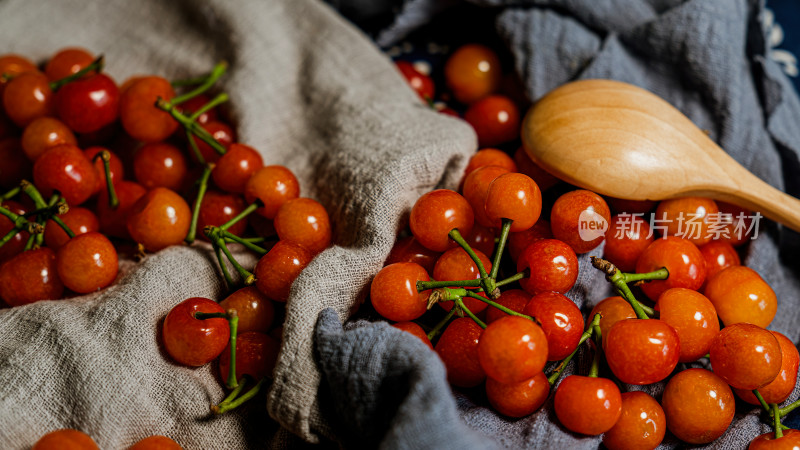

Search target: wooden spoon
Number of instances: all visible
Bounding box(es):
[521,79,800,232]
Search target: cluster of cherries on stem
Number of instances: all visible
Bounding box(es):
[384,42,800,449]
[0,48,333,448]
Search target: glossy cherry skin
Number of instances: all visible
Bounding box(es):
[244,165,300,219]
[410,189,474,252]
[33,144,97,206]
[0,248,64,306]
[274,197,332,255]
[128,435,182,450]
[219,286,274,334]
[704,266,776,328]
[45,48,94,81]
[0,200,29,263]
[486,289,530,324]
[119,76,178,142]
[44,206,99,249]
[435,317,486,387]
[716,201,754,246]
[636,236,706,301]
[395,60,434,101]
[370,262,430,321]
[97,180,146,239]
[0,138,32,189]
[3,71,54,127]
[433,247,491,314]
[517,239,578,295]
[462,165,511,228]
[83,146,124,196]
[188,121,234,164]
[464,95,520,147]
[661,368,735,444]
[212,143,264,194]
[55,73,119,133]
[219,331,280,381]
[133,142,187,191]
[478,316,548,383]
[464,224,495,260]
[196,190,248,239]
[163,297,230,367]
[21,116,77,161]
[655,197,719,246]
[485,371,549,418]
[523,292,584,360]
[587,296,636,339]
[603,214,653,272]
[699,241,740,284]
[463,148,517,178]
[748,429,800,450]
[602,391,666,450]
[656,288,719,363]
[32,429,99,450]
[513,146,559,192]
[392,321,433,350]
[485,172,542,231]
[56,231,118,294]
[0,54,36,92]
[554,375,622,435]
[550,189,611,254]
[444,44,501,104]
[254,240,314,303]
[507,219,552,262]
[384,235,441,274]
[126,187,191,252]
[604,319,680,385]
[735,331,799,405]
[709,322,782,390]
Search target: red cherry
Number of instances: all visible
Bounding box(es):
[709,322,782,390]
[485,289,530,324]
[477,315,547,383]
[0,248,64,306]
[128,435,182,450]
[45,48,94,81]
[370,262,430,321]
[163,297,230,366]
[54,73,120,133]
[44,207,99,249]
[636,236,706,301]
[485,371,549,418]
[434,317,486,387]
[2,71,54,127]
[410,189,474,252]
[211,143,264,194]
[604,319,680,385]
[587,296,636,339]
[507,219,552,262]
[187,121,234,164]
[602,391,666,450]
[554,375,622,435]
[654,197,719,246]
[21,117,77,161]
[735,331,799,405]
[385,236,441,274]
[126,187,191,252]
[96,180,146,239]
[516,238,578,295]
[749,429,800,450]
[464,95,520,147]
[661,368,735,444]
[444,44,501,104]
[392,321,433,350]
[83,146,124,196]
[602,214,653,272]
[177,94,217,125]
[56,231,118,294]
[133,142,188,191]
[32,429,98,450]
[716,201,754,246]
[485,172,542,231]
[523,292,584,360]
[33,144,97,206]
[550,189,611,254]
[0,200,29,263]
[462,164,511,228]
[0,138,32,189]
[219,286,274,334]
[463,148,517,179]
[433,247,491,314]
[119,76,178,142]
[196,190,248,240]
[464,224,495,259]
[394,61,434,101]
[244,165,300,219]
[254,240,314,303]
[656,288,719,363]
[273,197,332,254]
[219,331,280,381]
[699,240,740,284]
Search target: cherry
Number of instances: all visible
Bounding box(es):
[44,206,99,249]
[464,224,495,263]
[516,238,578,295]
[606,197,657,215]
[604,319,680,385]
[587,296,636,339]
[735,331,799,405]
[485,172,542,231]
[704,266,776,328]
[133,142,188,191]
[602,391,666,450]
[384,235,440,274]
[254,240,314,303]
[32,429,98,450]
[33,144,97,206]
[188,121,234,164]
[433,247,491,314]
[716,201,754,246]
[462,164,511,228]
[485,371,549,418]
[522,292,584,360]
[507,219,552,262]
[55,73,119,133]
[550,189,611,254]
[434,317,485,387]
[119,76,178,142]
[409,189,474,252]
[218,331,280,381]
[392,321,433,350]
[244,165,300,219]
[163,297,230,366]
[127,187,191,252]
[463,148,517,178]
[656,288,719,363]
[128,435,182,450]
[83,146,124,196]
[553,375,622,435]
[21,117,77,161]
[464,95,520,147]
[394,61,434,101]
[661,368,735,444]
[699,241,741,285]
[749,428,800,449]
[2,71,54,127]
[636,236,706,301]
[219,286,274,333]
[273,197,332,254]
[177,94,218,125]
[56,231,118,294]
[0,248,64,306]
[0,54,36,90]
[477,315,547,383]
[97,180,146,239]
[370,262,430,321]
[513,147,560,192]
[709,322,782,390]
[196,190,248,240]
[211,143,264,194]
[486,289,530,324]
[444,44,501,104]
[0,200,29,263]
[45,48,94,81]
[0,138,31,189]
[602,214,653,272]
[654,197,719,246]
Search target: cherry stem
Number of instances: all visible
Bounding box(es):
[185,164,214,244]
[0,205,21,223]
[1,186,20,201]
[426,308,457,341]
[218,376,250,406]
[20,180,48,209]
[24,233,36,251]
[215,244,233,287]
[754,389,771,414]
[490,219,512,280]
[194,309,239,389]
[156,98,227,155]
[417,279,481,291]
[205,227,255,285]
[190,92,229,121]
[49,55,104,91]
[590,256,654,320]
[186,128,205,165]
[448,228,489,279]
[495,270,527,288]
[51,215,75,238]
[455,297,485,329]
[169,61,228,106]
[212,377,267,415]
[220,201,260,231]
[220,230,267,255]
[91,151,119,208]
[224,236,267,245]
[588,323,603,378]
[780,398,800,418]
[774,403,783,439]
[463,290,538,323]
[548,313,602,385]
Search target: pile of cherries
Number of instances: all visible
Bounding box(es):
[381,43,800,448]
[0,48,333,448]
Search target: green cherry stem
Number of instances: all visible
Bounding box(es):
[220,201,260,231]
[0,205,22,223]
[780,398,800,418]
[417,279,482,291]
[205,226,255,285]
[185,164,214,244]
[24,233,36,251]
[20,180,48,209]
[463,290,537,323]
[49,55,104,91]
[215,244,233,287]
[753,389,771,415]
[221,230,267,255]
[495,270,527,289]
[622,268,669,284]
[590,257,654,320]
[50,215,75,238]
[155,98,227,155]
[448,228,488,279]
[426,308,457,341]
[216,376,250,407]
[91,151,119,208]
[169,61,228,106]
[588,323,603,378]
[490,219,512,280]
[186,128,206,165]
[548,313,602,385]
[224,236,266,245]
[212,377,267,415]
[454,297,486,329]
[189,92,229,121]
[774,403,783,439]
[1,186,20,201]
[194,309,239,389]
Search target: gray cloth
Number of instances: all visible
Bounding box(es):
[314,0,800,449]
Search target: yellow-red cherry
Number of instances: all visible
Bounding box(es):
[735,331,799,405]
[126,187,191,252]
[485,172,542,232]
[409,189,474,252]
[602,391,666,450]
[162,297,230,367]
[477,315,547,384]
[485,371,549,418]
[370,262,430,322]
[554,375,622,435]
[661,368,735,444]
[709,322,782,390]
[604,318,680,385]
[656,288,719,363]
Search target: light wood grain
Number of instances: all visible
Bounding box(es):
[521,79,800,232]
